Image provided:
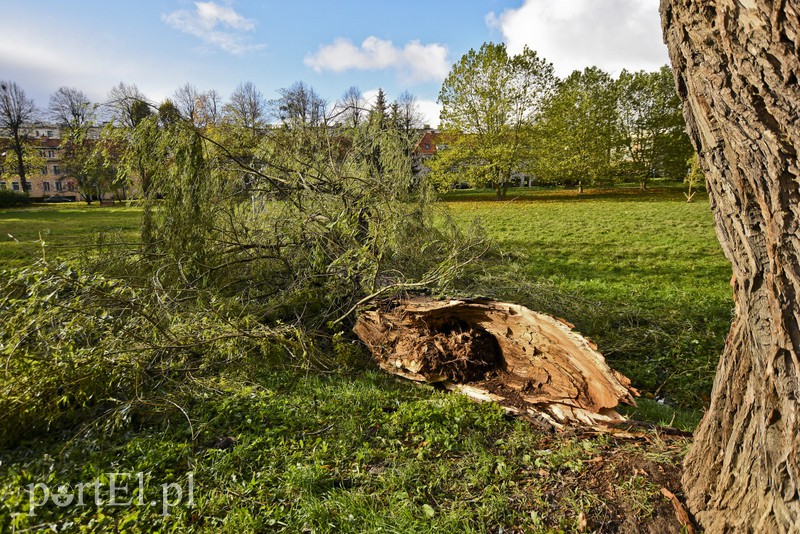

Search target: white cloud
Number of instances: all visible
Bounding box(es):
[305,36,450,83]
[416,99,442,128]
[487,0,669,77]
[163,1,263,55]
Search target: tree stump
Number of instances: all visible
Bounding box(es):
[354,297,638,429]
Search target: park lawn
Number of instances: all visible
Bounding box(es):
[0,203,142,269]
[443,186,731,412]
[0,188,726,532]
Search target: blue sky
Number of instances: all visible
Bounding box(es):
[0,0,669,126]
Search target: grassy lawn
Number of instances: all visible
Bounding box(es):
[0,187,727,532]
[0,203,141,269]
[443,186,731,413]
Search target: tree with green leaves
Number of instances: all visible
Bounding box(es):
[0,81,39,193]
[432,42,555,198]
[535,67,619,192]
[616,66,693,188]
[105,84,155,199]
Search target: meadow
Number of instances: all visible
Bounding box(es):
[0,187,731,532]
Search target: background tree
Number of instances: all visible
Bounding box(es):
[196,89,222,129]
[662,0,800,531]
[106,82,149,128]
[273,81,327,128]
[172,83,202,126]
[0,81,39,193]
[224,82,266,132]
[106,83,155,198]
[616,66,693,188]
[392,91,424,145]
[535,67,618,192]
[369,88,388,131]
[433,43,555,198]
[48,86,94,130]
[336,86,366,129]
[49,86,107,202]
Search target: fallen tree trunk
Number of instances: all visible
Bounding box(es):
[354,297,638,429]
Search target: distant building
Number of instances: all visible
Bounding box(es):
[0,124,119,201]
[412,129,441,178]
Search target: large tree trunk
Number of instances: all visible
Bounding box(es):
[661,1,800,531]
[12,132,29,194]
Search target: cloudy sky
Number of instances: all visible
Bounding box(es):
[0,0,669,127]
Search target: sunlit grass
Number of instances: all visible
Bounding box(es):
[443,186,731,409]
[0,204,142,268]
[0,189,711,532]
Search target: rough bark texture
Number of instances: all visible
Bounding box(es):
[354,297,638,428]
[661,1,800,531]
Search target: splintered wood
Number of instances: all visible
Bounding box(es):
[354,297,638,429]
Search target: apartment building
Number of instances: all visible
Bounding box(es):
[0,125,109,201]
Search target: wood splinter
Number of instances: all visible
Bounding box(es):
[354,297,639,429]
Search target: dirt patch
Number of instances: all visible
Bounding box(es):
[523,434,694,533]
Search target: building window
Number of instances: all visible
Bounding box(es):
[47,130,54,137]
[47,150,55,158]
[12,182,20,191]
[42,166,48,175]
[43,181,51,192]
[53,165,61,175]
[67,182,75,191]
[0,181,6,190]
[55,181,63,192]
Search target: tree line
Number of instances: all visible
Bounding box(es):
[432,42,695,198]
[0,80,425,202]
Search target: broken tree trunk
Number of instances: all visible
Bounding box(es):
[354,297,638,429]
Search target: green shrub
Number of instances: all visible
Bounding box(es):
[0,189,30,208]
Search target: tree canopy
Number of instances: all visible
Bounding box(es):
[432,42,556,198]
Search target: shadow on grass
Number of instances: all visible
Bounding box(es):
[442,185,703,204]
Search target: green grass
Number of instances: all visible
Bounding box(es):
[0,366,689,533]
[0,203,141,269]
[0,187,723,532]
[443,186,731,410]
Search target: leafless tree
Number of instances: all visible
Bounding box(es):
[173,83,201,126]
[0,80,39,193]
[335,86,366,128]
[197,89,223,128]
[106,82,150,128]
[394,91,424,135]
[223,81,266,131]
[272,81,327,127]
[49,86,94,132]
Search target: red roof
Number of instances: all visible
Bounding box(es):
[414,130,439,156]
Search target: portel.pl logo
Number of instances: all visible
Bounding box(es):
[26,472,193,517]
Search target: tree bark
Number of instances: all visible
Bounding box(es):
[661,1,800,531]
[12,132,29,194]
